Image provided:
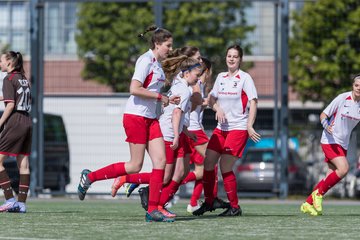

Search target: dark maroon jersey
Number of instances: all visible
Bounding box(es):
[2,72,31,113]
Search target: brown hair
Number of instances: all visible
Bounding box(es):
[138,25,172,50]
[226,44,243,59]
[168,46,200,58]
[162,55,202,86]
[3,51,25,75]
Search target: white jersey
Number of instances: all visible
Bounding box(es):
[188,81,205,131]
[159,77,192,142]
[124,49,165,119]
[210,69,258,131]
[320,91,360,150]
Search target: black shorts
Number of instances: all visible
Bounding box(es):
[0,111,32,156]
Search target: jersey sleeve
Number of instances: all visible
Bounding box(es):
[243,74,258,101]
[173,87,190,112]
[323,94,344,117]
[2,77,15,102]
[209,74,221,98]
[132,56,152,84]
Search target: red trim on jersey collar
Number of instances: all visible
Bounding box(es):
[7,71,21,81]
[346,95,352,100]
[223,72,241,79]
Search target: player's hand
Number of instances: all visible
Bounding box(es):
[215,108,226,124]
[248,127,261,143]
[170,136,179,150]
[325,123,334,135]
[169,95,181,105]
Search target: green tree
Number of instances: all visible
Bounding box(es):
[76,1,254,92]
[76,2,154,92]
[164,1,254,72]
[290,0,360,103]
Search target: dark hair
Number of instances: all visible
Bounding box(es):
[353,74,360,82]
[201,57,212,72]
[162,55,202,86]
[168,46,200,58]
[138,25,172,50]
[226,44,243,59]
[3,51,25,75]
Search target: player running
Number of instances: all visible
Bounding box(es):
[77,25,180,222]
[301,75,360,216]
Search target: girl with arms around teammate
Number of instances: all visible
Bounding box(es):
[77,25,179,222]
[0,51,32,213]
[301,75,360,216]
[193,45,260,217]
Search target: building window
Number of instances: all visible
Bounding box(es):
[45,2,77,56]
[0,1,77,57]
[0,1,28,53]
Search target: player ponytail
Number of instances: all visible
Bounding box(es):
[162,55,202,86]
[138,25,172,50]
[3,51,25,76]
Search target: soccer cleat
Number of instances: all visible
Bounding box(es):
[138,186,149,211]
[187,203,201,214]
[192,201,214,216]
[158,206,176,218]
[311,189,323,214]
[0,199,18,212]
[125,183,139,198]
[78,169,92,201]
[7,202,26,213]
[218,206,242,217]
[111,176,126,197]
[145,210,175,222]
[300,202,318,216]
[213,197,230,209]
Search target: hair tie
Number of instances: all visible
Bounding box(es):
[154,27,160,32]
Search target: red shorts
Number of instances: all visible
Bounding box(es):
[123,114,163,144]
[188,130,209,165]
[207,128,248,158]
[165,132,192,164]
[190,150,204,165]
[321,144,347,163]
[189,129,209,147]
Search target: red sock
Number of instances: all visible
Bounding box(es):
[213,165,219,197]
[158,180,181,207]
[190,180,203,206]
[148,169,164,212]
[203,169,216,205]
[318,171,341,195]
[88,162,127,182]
[306,180,324,204]
[126,173,151,184]
[181,172,196,185]
[222,171,238,208]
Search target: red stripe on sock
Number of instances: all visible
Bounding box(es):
[319,171,341,195]
[190,180,203,206]
[88,162,127,182]
[181,172,196,185]
[222,171,238,208]
[158,180,181,207]
[148,169,164,212]
[126,173,151,184]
